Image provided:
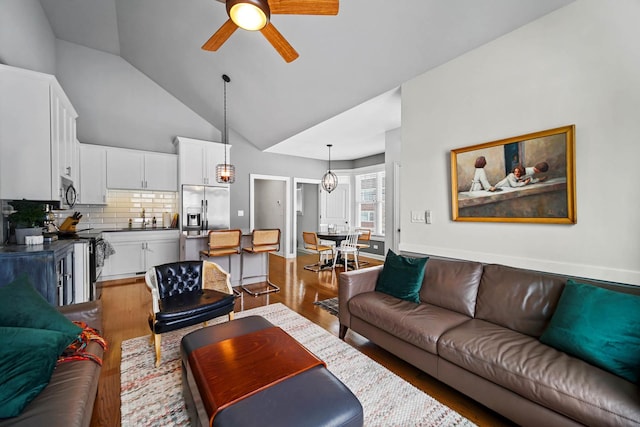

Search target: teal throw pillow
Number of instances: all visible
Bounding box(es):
[0,273,82,337]
[0,326,79,417]
[540,280,640,383]
[375,250,428,303]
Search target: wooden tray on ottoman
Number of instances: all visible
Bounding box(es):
[181,316,363,427]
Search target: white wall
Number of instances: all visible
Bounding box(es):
[0,0,56,74]
[400,0,640,285]
[55,40,218,152]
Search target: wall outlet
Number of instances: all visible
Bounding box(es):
[373,244,379,250]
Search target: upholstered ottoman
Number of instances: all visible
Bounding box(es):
[180,316,363,427]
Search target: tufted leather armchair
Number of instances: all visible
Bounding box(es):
[145,260,235,366]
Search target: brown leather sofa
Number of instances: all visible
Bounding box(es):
[339,257,640,427]
[0,300,103,427]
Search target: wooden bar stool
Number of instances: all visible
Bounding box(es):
[200,229,242,297]
[240,229,281,296]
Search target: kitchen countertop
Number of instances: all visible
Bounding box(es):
[0,239,75,254]
[182,229,252,239]
[101,227,180,233]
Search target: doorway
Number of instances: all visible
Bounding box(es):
[293,178,321,255]
[249,174,291,257]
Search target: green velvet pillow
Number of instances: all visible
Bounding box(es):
[0,273,82,337]
[0,326,79,418]
[540,280,640,383]
[375,250,428,303]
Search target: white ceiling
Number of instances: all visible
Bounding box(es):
[38,0,573,160]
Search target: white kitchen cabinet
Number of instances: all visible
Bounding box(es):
[0,65,77,201]
[174,136,229,186]
[79,144,107,204]
[52,92,78,183]
[106,147,178,191]
[102,230,179,279]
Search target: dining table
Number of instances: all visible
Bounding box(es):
[316,231,353,269]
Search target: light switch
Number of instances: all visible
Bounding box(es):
[426,210,432,224]
[411,210,426,223]
[237,210,244,217]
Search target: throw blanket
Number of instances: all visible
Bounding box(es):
[57,321,108,366]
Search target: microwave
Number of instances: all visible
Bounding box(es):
[60,177,77,209]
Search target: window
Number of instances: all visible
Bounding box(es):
[355,171,385,236]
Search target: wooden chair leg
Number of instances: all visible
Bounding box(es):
[153,333,162,368]
[228,311,234,321]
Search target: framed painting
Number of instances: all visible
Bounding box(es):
[451,125,576,224]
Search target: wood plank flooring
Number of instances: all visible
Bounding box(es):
[90,253,514,427]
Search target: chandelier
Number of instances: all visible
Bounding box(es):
[216,74,236,184]
[321,144,338,193]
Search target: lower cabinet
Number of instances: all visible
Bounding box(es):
[102,230,179,279]
[0,241,76,306]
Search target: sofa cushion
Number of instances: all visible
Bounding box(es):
[375,250,428,303]
[419,258,483,317]
[0,274,82,337]
[475,264,565,337]
[438,319,640,426]
[540,280,640,383]
[0,326,79,418]
[348,292,470,354]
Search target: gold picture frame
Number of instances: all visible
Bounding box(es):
[451,125,576,224]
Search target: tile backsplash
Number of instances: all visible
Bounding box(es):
[56,190,178,230]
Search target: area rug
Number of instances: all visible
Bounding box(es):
[121,303,475,427]
[314,296,339,316]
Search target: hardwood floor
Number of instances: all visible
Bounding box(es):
[90,253,514,427]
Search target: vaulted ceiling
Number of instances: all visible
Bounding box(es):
[38,0,573,160]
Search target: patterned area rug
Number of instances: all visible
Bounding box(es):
[314,296,339,316]
[121,303,476,427]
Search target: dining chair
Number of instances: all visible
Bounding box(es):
[240,229,281,296]
[200,229,243,296]
[145,260,235,367]
[355,228,371,266]
[302,231,334,272]
[332,232,359,271]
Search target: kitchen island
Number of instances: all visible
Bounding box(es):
[180,230,267,286]
[0,240,76,305]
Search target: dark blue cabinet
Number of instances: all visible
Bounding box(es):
[0,241,75,306]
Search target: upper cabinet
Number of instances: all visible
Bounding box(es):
[52,92,79,183]
[0,65,78,202]
[79,144,107,204]
[106,147,177,191]
[174,136,229,186]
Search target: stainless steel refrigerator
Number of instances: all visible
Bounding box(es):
[181,185,230,231]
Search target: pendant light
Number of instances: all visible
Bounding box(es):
[321,144,338,193]
[216,74,236,184]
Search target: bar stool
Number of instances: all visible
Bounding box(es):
[200,229,242,297]
[240,229,281,296]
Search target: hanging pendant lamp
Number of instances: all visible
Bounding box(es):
[216,74,236,184]
[321,144,338,193]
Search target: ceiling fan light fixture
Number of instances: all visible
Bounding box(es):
[227,0,270,31]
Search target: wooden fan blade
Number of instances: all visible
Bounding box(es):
[268,0,339,15]
[260,23,299,62]
[202,19,238,51]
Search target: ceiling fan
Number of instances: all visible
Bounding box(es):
[202,0,339,63]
